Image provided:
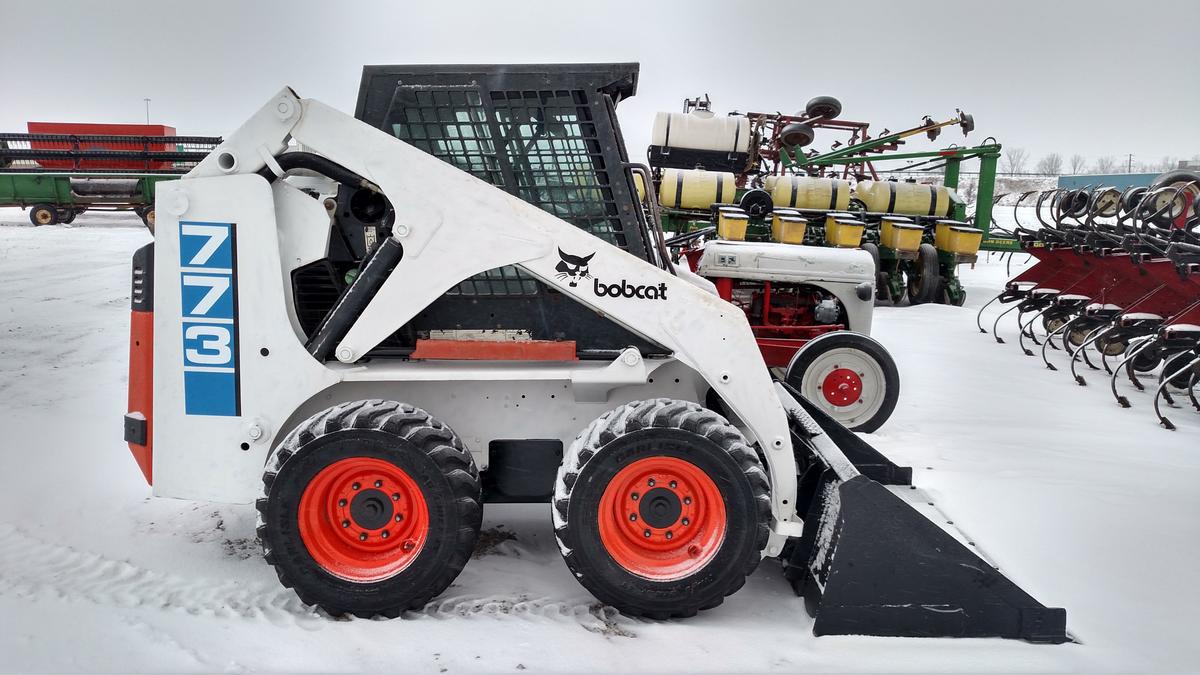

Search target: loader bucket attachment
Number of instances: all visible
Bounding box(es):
[776,383,1069,643]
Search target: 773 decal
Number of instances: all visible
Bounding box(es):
[179,221,240,416]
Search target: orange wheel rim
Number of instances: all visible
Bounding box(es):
[598,456,726,581]
[298,457,428,582]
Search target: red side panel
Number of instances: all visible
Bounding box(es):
[127,310,154,484]
[27,122,176,170]
[410,339,578,361]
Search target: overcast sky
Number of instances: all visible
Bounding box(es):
[4,0,1198,172]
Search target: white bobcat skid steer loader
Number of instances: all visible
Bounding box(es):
[122,86,1066,641]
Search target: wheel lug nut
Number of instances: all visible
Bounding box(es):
[381,530,390,539]
[631,492,639,501]
[341,519,350,528]
[629,514,637,521]
[352,482,361,490]
[665,531,673,540]
[359,533,368,541]
[683,497,692,505]
[647,478,655,487]
[643,530,651,538]
[395,514,404,522]
[374,480,383,488]
[402,540,415,552]
[391,493,400,501]
[669,480,677,489]
[682,517,690,526]
[338,499,347,507]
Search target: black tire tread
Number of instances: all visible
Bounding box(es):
[553,398,770,618]
[907,242,940,305]
[256,399,481,618]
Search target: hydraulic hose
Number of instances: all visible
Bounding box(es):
[256,151,381,194]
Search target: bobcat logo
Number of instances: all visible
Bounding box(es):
[555,248,595,287]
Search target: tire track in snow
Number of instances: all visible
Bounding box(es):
[0,524,316,626]
[414,594,637,637]
[0,524,637,636]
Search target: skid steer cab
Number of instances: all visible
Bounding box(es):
[122,80,1066,642]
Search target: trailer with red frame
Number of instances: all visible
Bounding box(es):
[0,126,219,228]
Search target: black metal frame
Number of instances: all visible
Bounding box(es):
[0,133,220,173]
[293,63,665,358]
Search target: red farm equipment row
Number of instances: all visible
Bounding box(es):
[977,171,1200,429]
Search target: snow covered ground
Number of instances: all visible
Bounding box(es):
[1,207,1197,674]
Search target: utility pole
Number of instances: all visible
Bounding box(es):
[144,98,151,124]
[1126,153,1133,173]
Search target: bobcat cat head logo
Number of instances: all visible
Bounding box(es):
[556,248,595,287]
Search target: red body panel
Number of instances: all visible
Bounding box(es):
[127,310,154,484]
[410,339,578,361]
[27,122,176,170]
[710,276,842,367]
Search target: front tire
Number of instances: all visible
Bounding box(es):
[553,399,769,619]
[257,399,481,618]
[785,331,900,433]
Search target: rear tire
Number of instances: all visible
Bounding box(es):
[1163,352,1199,390]
[906,243,940,305]
[30,204,58,226]
[1132,343,1162,372]
[257,399,481,618]
[785,331,900,433]
[138,206,156,233]
[553,399,769,619]
[860,242,886,302]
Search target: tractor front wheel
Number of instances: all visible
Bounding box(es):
[257,399,481,618]
[553,399,769,619]
[785,331,900,433]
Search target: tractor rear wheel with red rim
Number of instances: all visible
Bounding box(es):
[257,399,481,618]
[785,331,900,433]
[553,399,769,619]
